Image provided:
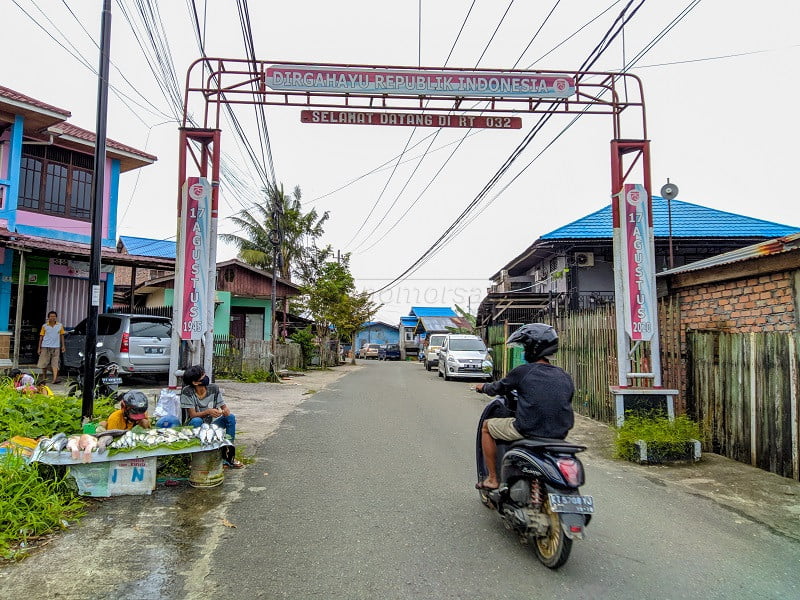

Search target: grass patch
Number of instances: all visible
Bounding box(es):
[0,382,116,561]
[225,368,282,383]
[235,447,255,465]
[0,454,86,561]
[614,412,702,462]
[0,383,116,440]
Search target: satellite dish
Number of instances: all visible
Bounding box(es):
[661,182,679,200]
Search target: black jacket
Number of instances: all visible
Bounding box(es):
[482,361,575,439]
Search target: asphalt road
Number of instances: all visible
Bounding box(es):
[206,361,800,599]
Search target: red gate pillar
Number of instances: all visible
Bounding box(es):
[610,139,677,424]
[168,128,221,388]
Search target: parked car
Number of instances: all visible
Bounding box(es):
[424,333,448,371]
[437,334,493,381]
[378,344,401,361]
[63,313,172,378]
[364,343,381,359]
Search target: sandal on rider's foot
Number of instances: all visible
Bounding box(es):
[225,459,245,469]
[475,481,498,490]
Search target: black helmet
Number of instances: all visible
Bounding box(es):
[506,323,559,362]
[121,391,148,414]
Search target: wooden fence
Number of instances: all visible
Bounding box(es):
[549,306,617,424]
[484,305,618,424]
[688,331,800,480]
[484,307,800,481]
[213,336,304,374]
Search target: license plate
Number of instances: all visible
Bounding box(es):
[102,377,122,385]
[548,493,594,514]
[144,347,164,354]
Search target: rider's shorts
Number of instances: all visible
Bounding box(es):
[487,418,524,442]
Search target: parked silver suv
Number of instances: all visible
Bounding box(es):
[63,314,172,377]
[437,334,493,381]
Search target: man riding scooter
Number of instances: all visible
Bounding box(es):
[475,323,575,490]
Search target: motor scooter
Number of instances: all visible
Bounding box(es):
[476,392,594,569]
[67,343,122,398]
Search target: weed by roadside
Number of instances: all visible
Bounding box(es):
[614,412,702,462]
[0,454,85,561]
[0,385,116,440]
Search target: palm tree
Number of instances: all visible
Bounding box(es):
[220,183,329,283]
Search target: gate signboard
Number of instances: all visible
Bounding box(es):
[300,110,522,129]
[618,183,656,341]
[177,177,211,340]
[265,65,575,98]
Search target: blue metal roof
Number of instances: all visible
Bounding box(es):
[360,321,399,331]
[541,197,800,240]
[400,316,418,326]
[410,306,457,317]
[120,235,176,259]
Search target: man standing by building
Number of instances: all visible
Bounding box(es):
[37,311,66,384]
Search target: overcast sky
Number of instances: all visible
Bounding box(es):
[3,1,799,323]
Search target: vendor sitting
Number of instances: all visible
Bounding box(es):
[104,391,152,430]
[180,365,243,468]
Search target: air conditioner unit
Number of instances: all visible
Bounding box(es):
[574,252,595,267]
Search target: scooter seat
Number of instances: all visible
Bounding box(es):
[510,437,586,454]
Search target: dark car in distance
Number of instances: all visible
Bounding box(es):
[378,344,401,361]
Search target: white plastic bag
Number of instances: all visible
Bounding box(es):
[153,389,181,420]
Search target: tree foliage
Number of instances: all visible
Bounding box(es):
[302,255,379,362]
[446,304,477,334]
[219,183,329,283]
[289,326,316,370]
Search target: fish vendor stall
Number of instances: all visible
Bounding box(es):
[30,424,232,496]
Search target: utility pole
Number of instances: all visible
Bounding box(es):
[82,0,112,422]
[269,192,283,367]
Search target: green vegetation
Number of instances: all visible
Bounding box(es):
[302,256,379,364]
[0,383,117,560]
[0,383,116,440]
[614,412,702,462]
[290,327,316,369]
[229,368,276,383]
[0,454,86,560]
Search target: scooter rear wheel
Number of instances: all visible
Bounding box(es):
[532,497,573,569]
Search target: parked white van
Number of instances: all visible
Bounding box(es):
[424,333,448,371]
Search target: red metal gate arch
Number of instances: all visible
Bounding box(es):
[171,59,668,417]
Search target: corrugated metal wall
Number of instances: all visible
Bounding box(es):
[48,276,105,328]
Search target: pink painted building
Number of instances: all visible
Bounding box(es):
[0,85,167,365]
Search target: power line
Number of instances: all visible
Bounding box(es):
[236,0,277,186]
[10,0,171,125]
[630,44,800,69]
[58,0,174,121]
[475,0,515,66]
[511,0,562,69]
[345,1,518,251]
[369,0,649,295]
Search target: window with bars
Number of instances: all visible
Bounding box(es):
[18,145,94,220]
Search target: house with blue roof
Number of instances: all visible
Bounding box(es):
[354,321,399,353]
[399,306,460,358]
[478,197,800,326]
[113,236,301,341]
